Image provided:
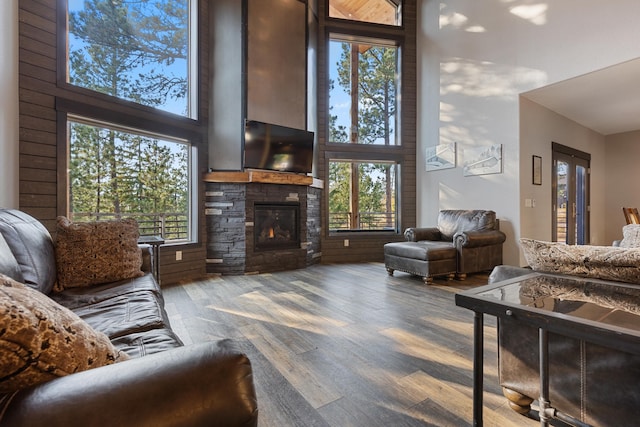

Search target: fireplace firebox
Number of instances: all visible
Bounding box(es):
[254,202,300,251]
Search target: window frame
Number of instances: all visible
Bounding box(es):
[327,35,402,147]
[56,99,201,244]
[55,0,204,245]
[327,157,400,233]
[324,19,407,237]
[57,0,200,123]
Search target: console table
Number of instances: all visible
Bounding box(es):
[455,272,640,427]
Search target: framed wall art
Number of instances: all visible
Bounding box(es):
[532,155,542,185]
[463,144,502,176]
[425,142,456,171]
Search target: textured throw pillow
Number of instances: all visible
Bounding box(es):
[520,238,640,284]
[55,217,143,291]
[619,224,640,248]
[0,274,129,393]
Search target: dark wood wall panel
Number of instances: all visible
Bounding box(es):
[19,0,57,226]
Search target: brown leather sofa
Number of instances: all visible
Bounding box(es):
[489,265,640,426]
[384,210,506,283]
[0,209,258,427]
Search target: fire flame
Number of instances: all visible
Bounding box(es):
[268,228,275,238]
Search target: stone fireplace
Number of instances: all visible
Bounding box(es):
[204,170,322,275]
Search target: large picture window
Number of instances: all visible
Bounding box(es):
[329,37,399,146]
[66,0,197,118]
[68,117,194,242]
[329,160,397,231]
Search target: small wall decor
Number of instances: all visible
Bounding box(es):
[532,155,542,185]
[425,142,456,171]
[463,144,502,176]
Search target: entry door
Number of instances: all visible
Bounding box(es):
[552,144,590,244]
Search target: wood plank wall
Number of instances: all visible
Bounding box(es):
[316,0,417,264]
[18,0,208,286]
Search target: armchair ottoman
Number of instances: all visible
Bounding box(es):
[384,210,506,283]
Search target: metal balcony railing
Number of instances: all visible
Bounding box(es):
[71,212,189,241]
[329,211,396,231]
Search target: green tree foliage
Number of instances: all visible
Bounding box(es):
[67,0,190,238]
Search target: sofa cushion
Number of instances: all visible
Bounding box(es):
[54,216,143,291]
[111,328,184,358]
[0,209,57,294]
[50,273,162,311]
[0,274,129,393]
[619,224,640,248]
[70,291,169,339]
[520,238,640,284]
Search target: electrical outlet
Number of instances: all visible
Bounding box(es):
[344,239,349,247]
[175,250,182,261]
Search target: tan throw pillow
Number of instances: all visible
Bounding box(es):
[0,274,129,393]
[55,216,143,290]
[520,238,640,284]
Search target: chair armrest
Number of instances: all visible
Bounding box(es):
[0,340,258,427]
[454,229,506,248]
[404,227,441,242]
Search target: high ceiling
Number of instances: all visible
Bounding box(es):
[522,58,640,136]
[329,0,399,26]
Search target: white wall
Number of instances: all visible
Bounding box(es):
[0,0,19,208]
[604,130,640,243]
[418,0,640,266]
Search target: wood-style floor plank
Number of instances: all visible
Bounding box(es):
[162,263,539,426]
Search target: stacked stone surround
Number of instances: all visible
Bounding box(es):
[205,182,321,275]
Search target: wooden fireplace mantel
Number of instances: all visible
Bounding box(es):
[204,169,323,189]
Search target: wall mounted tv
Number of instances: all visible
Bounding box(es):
[244,120,314,174]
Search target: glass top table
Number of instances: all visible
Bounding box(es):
[455,272,640,427]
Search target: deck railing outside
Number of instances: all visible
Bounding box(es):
[72,212,189,240]
[329,211,396,231]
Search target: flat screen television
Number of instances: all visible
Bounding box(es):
[244,120,314,174]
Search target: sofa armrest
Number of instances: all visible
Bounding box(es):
[404,227,441,242]
[0,340,258,427]
[139,244,152,273]
[454,229,506,249]
[488,265,532,284]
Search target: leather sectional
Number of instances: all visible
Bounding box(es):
[0,208,258,427]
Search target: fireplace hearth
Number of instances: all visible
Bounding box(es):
[254,202,300,251]
[204,172,322,275]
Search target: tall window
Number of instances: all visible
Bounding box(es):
[63,0,198,242]
[68,118,194,241]
[328,34,401,232]
[329,38,399,145]
[329,161,397,231]
[67,0,197,118]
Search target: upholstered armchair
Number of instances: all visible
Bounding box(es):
[385,210,506,283]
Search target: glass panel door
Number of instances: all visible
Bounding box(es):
[553,151,590,244]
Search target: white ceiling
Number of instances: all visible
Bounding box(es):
[522,58,640,136]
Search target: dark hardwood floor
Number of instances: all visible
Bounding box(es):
[162,263,539,426]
